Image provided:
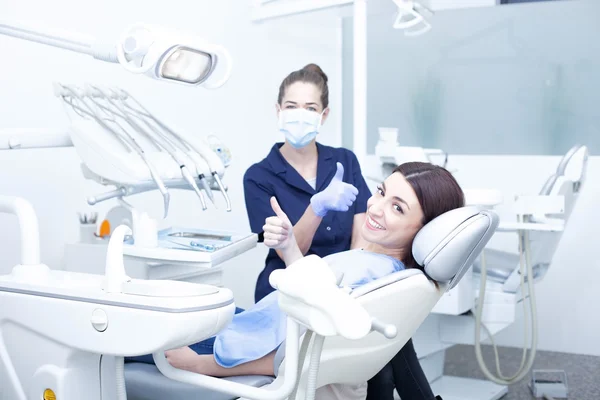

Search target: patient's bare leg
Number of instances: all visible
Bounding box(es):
[166,346,276,377]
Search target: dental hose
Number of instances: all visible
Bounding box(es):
[115,356,127,400]
[287,330,325,400]
[288,331,313,400]
[305,334,325,400]
[101,355,127,400]
[474,217,538,385]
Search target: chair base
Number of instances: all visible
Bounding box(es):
[124,363,274,400]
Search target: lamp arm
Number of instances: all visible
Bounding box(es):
[0,19,118,62]
[0,19,232,87]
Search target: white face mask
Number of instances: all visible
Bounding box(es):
[278,108,324,149]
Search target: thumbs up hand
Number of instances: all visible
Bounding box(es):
[310,162,359,217]
[263,197,296,250]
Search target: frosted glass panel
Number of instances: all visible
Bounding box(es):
[342,0,600,155]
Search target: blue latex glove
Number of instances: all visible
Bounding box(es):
[310,162,359,217]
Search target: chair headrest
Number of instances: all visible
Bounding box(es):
[412,206,499,290]
[540,145,589,195]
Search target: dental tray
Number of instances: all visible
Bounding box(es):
[123,227,258,266]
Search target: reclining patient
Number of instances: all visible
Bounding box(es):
[126,161,464,381]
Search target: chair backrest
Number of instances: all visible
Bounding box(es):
[279,206,498,396]
[539,144,588,198]
[520,145,588,283]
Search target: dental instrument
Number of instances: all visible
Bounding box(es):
[186,136,231,212]
[78,212,100,244]
[57,84,172,218]
[189,241,217,252]
[0,20,232,88]
[89,85,208,211]
[118,107,210,210]
[115,88,217,206]
[56,82,233,215]
[80,85,225,209]
[78,212,98,225]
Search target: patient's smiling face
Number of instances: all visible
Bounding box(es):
[361,172,424,254]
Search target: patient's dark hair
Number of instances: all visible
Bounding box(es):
[394,162,465,270]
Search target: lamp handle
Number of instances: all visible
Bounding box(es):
[202,44,233,89]
[116,25,155,74]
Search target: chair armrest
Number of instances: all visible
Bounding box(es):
[511,195,565,216]
[497,221,564,233]
[271,255,373,340]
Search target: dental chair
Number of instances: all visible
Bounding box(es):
[123,205,499,400]
[473,144,589,291]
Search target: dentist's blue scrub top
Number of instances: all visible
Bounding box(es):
[243,142,372,303]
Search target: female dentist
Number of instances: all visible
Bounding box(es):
[243,64,439,400]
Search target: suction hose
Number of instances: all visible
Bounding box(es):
[115,356,127,400]
[288,331,314,400]
[305,334,326,400]
[287,331,325,400]
[474,219,538,384]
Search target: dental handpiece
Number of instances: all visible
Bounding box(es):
[119,91,221,207]
[128,104,216,205]
[125,108,208,210]
[62,87,171,218]
[187,136,231,211]
[212,173,231,211]
[138,115,214,208]
[110,94,208,210]
[95,86,206,211]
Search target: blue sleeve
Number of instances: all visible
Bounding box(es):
[350,152,371,214]
[243,167,276,234]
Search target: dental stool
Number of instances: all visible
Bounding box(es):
[124,206,499,400]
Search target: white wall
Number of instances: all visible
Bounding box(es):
[0,0,344,308]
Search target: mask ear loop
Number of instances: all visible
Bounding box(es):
[276,105,285,130]
[317,108,328,131]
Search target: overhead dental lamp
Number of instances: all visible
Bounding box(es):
[0,20,232,88]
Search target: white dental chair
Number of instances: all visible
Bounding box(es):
[405,145,590,400]
[473,144,589,291]
[124,205,499,400]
